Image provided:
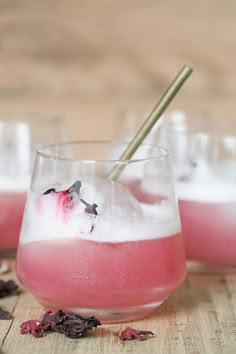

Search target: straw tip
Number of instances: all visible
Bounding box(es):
[183,64,193,73]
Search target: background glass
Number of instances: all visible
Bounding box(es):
[157,111,236,271]
[0,113,66,254]
[16,141,186,323]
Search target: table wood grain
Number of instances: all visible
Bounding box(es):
[0,260,236,354]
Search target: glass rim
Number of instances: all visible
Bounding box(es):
[0,112,63,125]
[159,124,236,140]
[37,140,170,164]
[159,110,236,138]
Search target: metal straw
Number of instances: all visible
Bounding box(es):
[108,64,193,181]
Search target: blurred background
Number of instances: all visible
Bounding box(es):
[0,0,235,139]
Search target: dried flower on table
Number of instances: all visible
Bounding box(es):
[20,320,50,337]
[119,326,154,341]
[0,279,17,320]
[42,310,101,338]
[20,310,101,339]
[0,279,18,298]
[0,307,12,320]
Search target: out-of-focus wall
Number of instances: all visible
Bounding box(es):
[0,0,235,138]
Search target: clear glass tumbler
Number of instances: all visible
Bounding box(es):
[16,141,186,323]
[0,113,66,254]
[157,111,236,271]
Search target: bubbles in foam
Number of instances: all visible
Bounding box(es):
[174,159,236,203]
[20,178,181,244]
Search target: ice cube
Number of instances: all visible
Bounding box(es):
[77,178,144,222]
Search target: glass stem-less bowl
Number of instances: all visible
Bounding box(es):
[16,141,186,323]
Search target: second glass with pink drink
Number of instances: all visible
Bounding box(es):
[157,111,236,269]
[16,141,186,323]
[0,114,65,254]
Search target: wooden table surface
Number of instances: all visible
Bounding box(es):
[0,1,236,353]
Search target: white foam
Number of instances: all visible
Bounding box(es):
[176,182,236,203]
[20,178,181,244]
[0,177,29,192]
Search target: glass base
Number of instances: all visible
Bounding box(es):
[187,260,236,274]
[41,300,164,324]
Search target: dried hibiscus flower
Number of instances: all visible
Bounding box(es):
[80,198,98,233]
[119,327,154,341]
[43,181,99,217]
[80,198,98,216]
[0,307,12,320]
[0,279,18,298]
[43,180,82,210]
[42,181,99,232]
[20,310,101,339]
[42,310,101,338]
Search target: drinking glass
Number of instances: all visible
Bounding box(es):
[157,111,236,271]
[16,141,186,323]
[0,113,66,254]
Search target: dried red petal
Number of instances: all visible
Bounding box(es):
[0,279,18,298]
[20,320,49,338]
[0,307,12,319]
[43,181,82,211]
[43,188,56,195]
[119,327,154,341]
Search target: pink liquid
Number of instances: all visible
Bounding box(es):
[0,192,26,249]
[179,199,236,266]
[17,234,186,311]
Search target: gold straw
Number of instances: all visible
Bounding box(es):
[108,64,193,181]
